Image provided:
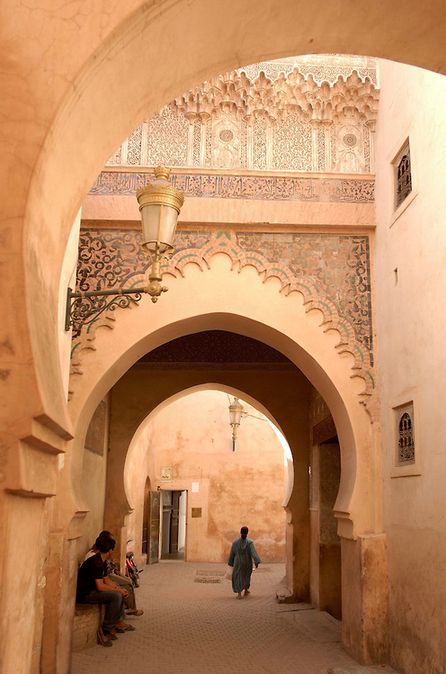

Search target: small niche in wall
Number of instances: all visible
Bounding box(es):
[191,508,202,518]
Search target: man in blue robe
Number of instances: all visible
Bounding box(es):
[228,526,261,598]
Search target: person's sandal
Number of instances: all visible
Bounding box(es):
[97,628,113,647]
[115,622,136,632]
[126,609,144,616]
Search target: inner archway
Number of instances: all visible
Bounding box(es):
[123,387,291,567]
[88,331,311,597]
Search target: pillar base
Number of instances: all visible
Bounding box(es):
[341,534,388,665]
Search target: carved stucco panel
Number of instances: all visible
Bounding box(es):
[106,57,379,173]
[70,231,375,414]
[74,229,373,367]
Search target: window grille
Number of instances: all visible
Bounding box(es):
[397,409,415,464]
[395,141,412,208]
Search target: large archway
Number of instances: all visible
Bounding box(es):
[1,6,446,672]
[69,253,372,534]
[2,17,443,665]
[6,1,445,445]
[60,250,386,664]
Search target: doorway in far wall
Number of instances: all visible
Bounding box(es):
[143,486,161,565]
[161,490,187,560]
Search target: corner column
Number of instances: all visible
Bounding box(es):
[341,533,389,664]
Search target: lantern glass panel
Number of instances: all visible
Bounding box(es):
[140,204,178,253]
[229,400,243,426]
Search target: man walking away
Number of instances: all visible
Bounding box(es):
[228,526,261,599]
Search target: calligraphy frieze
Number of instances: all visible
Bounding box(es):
[90,171,374,204]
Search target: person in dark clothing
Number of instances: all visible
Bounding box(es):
[84,530,143,616]
[228,526,261,599]
[77,536,134,647]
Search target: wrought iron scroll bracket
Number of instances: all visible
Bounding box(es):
[65,286,147,337]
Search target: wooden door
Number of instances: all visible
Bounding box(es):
[170,491,180,553]
[148,491,161,564]
[142,479,151,556]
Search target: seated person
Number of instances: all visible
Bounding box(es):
[77,537,134,647]
[85,530,143,616]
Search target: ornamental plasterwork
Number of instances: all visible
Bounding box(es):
[90,170,374,203]
[238,55,378,87]
[71,228,373,382]
[107,56,379,174]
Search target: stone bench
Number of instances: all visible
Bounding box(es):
[72,604,101,651]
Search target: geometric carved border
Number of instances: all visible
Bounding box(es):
[70,231,375,410]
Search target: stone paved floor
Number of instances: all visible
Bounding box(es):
[71,562,396,674]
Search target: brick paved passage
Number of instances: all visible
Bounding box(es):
[71,562,396,674]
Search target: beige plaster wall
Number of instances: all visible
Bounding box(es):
[81,452,108,548]
[0,495,47,673]
[125,390,287,564]
[80,398,109,549]
[374,60,446,674]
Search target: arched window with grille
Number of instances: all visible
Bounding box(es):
[398,409,415,464]
[395,140,412,208]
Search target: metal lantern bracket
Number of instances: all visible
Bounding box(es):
[65,255,172,336]
[66,166,184,337]
[65,285,149,337]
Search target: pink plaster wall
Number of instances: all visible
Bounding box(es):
[375,59,446,674]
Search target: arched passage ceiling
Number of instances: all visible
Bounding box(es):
[138,330,295,369]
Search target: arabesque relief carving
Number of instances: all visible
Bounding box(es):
[70,230,375,407]
[107,56,379,174]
